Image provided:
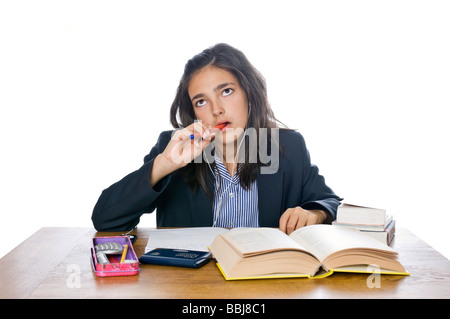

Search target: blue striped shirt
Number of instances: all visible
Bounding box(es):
[212,155,259,227]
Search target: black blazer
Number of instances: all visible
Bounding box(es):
[91,129,342,231]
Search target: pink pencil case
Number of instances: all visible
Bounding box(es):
[91,236,140,277]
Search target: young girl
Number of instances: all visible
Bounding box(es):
[92,43,341,234]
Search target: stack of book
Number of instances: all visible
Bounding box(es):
[332,203,395,245]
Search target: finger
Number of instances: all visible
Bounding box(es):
[200,125,217,140]
[174,127,194,141]
[186,122,212,141]
[171,129,186,141]
[168,140,185,164]
[279,209,293,234]
[286,216,299,235]
[193,121,208,137]
[199,135,214,149]
[284,209,301,235]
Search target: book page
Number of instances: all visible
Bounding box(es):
[145,227,229,253]
[289,225,397,262]
[221,228,314,257]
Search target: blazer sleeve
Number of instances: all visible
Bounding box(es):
[91,131,173,231]
[297,133,343,221]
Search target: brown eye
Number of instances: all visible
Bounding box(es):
[196,99,207,107]
[223,88,233,96]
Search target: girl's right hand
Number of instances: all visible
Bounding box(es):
[162,121,215,168]
[150,122,216,187]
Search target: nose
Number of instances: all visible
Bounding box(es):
[211,99,224,117]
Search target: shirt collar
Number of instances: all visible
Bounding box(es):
[214,154,239,184]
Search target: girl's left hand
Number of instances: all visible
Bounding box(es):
[279,207,328,235]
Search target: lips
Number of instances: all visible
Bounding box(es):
[214,121,231,132]
[214,123,227,130]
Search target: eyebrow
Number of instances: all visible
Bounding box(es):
[191,82,235,102]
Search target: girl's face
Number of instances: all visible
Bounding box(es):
[188,65,248,146]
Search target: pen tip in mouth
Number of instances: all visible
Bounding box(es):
[215,122,231,131]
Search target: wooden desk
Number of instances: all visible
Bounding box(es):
[1,227,450,299]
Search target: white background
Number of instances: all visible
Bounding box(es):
[1,1,449,260]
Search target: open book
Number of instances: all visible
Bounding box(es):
[209,225,409,280]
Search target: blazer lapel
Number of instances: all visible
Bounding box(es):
[257,169,284,227]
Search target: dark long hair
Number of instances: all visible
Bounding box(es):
[170,43,283,197]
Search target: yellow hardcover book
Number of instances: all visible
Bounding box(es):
[209,225,409,281]
[327,266,409,276]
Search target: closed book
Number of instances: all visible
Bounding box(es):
[360,220,396,245]
[139,248,212,268]
[332,216,393,231]
[337,203,391,226]
[332,219,396,245]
